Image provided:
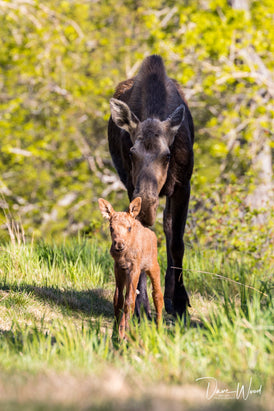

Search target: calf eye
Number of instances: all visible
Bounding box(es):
[128,226,131,232]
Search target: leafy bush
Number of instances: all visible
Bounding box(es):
[0,0,273,241]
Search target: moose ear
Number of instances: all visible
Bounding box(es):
[110,98,139,135]
[98,198,114,220]
[128,197,142,219]
[164,104,185,145]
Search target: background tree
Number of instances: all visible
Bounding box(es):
[0,0,273,259]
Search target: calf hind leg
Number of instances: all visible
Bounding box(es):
[148,266,163,325]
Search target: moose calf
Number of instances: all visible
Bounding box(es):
[98,197,163,338]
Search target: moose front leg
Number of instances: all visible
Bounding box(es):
[164,184,191,317]
[163,196,174,314]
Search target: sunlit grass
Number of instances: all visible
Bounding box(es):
[0,238,272,409]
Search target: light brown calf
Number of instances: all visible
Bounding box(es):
[98,197,163,338]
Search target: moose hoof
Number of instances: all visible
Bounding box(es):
[173,287,191,318]
[164,298,174,315]
[134,290,152,320]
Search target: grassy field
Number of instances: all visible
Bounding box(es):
[0,234,273,410]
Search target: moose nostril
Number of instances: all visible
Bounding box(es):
[114,241,125,251]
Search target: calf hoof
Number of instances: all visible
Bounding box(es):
[164,298,174,315]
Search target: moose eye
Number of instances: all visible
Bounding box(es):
[162,153,171,163]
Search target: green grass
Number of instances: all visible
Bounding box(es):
[0,238,273,410]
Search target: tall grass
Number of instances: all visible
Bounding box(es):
[0,238,272,409]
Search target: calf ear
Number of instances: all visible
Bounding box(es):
[128,197,142,218]
[110,98,139,136]
[98,198,114,220]
[164,104,185,145]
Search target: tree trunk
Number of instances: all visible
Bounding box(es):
[229,0,273,215]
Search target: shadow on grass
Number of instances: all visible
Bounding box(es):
[0,282,206,331]
[0,282,114,318]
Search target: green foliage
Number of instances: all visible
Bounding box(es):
[0,4,272,407]
[0,0,273,240]
[185,184,274,267]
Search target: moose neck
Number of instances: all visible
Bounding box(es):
[131,56,168,121]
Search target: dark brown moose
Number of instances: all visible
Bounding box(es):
[108,55,194,317]
[98,197,163,338]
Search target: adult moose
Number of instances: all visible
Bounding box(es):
[108,55,194,317]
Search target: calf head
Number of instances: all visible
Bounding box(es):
[110,98,185,226]
[98,197,142,255]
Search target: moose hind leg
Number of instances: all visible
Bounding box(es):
[134,271,152,320]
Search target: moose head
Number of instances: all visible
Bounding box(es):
[110,98,185,226]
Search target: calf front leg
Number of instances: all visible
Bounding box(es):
[123,269,140,337]
[113,266,126,337]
